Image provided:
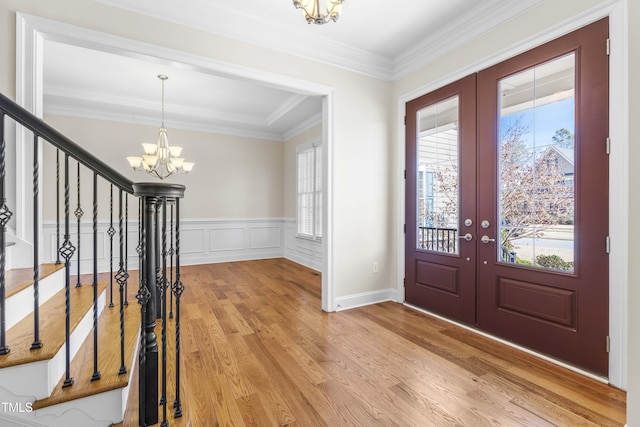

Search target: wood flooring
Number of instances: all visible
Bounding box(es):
[123,258,627,426]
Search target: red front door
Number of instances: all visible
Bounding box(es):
[405,74,477,325]
[405,18,609,375]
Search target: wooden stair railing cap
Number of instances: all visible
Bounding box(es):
[132,182,185,199]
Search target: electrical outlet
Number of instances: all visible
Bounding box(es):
[372,262,379,274]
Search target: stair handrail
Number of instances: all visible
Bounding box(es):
[0,92,133,193]
[0,91,185,424]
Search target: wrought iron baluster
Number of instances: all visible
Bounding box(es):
[155,201,162,319]
[137,198,143,293]
[429,228,434,250]
[0,114,12,355]
[173,197,183,418]
[136,196,150,426]
[115,189,128,375]
[108,184,115,308]
[124,194,129,306]
[55,149,61,265]
[91,172,101,381]
[169,202,174,319]
[60,154,75,387]
[160,197,168,426]
[452,229,456,253]
[75,162,83,288]
[31,133,42,350]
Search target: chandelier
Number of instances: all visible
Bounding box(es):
[293,0,344,24]
[127,75,194,179]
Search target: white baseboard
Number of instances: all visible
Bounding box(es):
[334,288,399,311]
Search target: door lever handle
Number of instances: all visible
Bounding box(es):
[480,235,495,244]
[458,233,473,242]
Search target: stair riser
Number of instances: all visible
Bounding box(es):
[6,269,65,330]
[47,289,107,398]
[35,330,141,426]
[0,387,126,427]
[0,289,107,399]
[34,388,127,427]
[0,328,141,427]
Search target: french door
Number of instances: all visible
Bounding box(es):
[405,18,609,375]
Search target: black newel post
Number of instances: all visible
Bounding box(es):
[143,194,159,426]
[133,182,184,427]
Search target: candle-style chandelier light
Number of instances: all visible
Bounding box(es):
[293,0,344,24]
[127,75,194,179]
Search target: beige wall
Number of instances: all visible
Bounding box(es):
[2,2,638,419]
[0,0,395,301]
[42,114,285,221]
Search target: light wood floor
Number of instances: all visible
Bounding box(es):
[128,258,627,426]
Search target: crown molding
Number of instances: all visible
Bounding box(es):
[44,85,269,126]
[283,112,322,141]
[95,0,395,81]
[44,101,287,142]
[391,0,544,80]
[267,94,309,126]
[96,0,544,82]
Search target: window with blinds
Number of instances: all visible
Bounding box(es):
[297,138,322,239]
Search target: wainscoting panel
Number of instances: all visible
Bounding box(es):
[210,227,245,252]
[283,219,322,271]
[42,218,290,274]
[40,218,399,311]
[181,228,205,254]
[250,226,282,250]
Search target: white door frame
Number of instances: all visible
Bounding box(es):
[16,12,336,312]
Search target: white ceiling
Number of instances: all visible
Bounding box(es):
[43,0,542,141]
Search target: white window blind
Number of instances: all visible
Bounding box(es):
[297,138,322,239]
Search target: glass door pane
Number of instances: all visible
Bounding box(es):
[498,54,575,272]
[416,96,460,254]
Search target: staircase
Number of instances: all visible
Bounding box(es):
[0,93,189,426]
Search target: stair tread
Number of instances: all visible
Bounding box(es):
[33,281,141,410]
[5,263,64,299]
[0,281,107,368]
